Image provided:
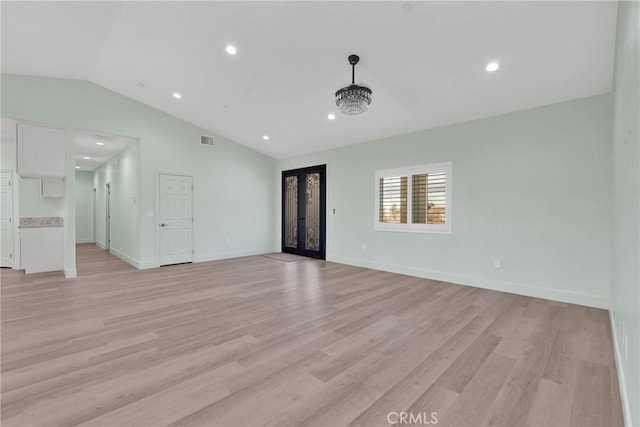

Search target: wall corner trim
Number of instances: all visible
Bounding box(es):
[63,267,77,279]
[609,310,634,427]
[109,248,139,269]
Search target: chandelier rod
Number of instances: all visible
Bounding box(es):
[351,63,355,84]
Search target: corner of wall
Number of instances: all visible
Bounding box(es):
[609,310,634,427]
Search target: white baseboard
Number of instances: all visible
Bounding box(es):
[194,247,278,263]
[109,248,139,269]
[63,266,77,279]
[328,255,609,309]
[76,239,95,244]
[95,241,106,249]
[137,260,158,270]
[609,310,633,427]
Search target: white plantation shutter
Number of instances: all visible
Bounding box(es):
[375,163,451,233]
[379,176,407,223]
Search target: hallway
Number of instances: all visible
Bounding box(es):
[76,243,137,277]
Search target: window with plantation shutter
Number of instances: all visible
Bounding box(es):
[375,162,452,233]
[378,176,407,223]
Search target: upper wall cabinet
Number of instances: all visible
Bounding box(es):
[17,123,66,178]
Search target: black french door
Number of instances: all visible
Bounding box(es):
[281,165,326,259]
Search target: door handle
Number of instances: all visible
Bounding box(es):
[160,223,166,227]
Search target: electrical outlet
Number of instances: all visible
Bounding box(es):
[494,259,501,269]
[331,208,337,216]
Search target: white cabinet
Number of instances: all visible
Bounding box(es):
[17,123,66,178]
[41,178,65,198]
[20,227,64,274]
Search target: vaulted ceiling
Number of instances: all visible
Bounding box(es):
[1,1,618,158]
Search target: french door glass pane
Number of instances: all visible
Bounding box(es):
[305,173,320,251]
[285,176,298,248]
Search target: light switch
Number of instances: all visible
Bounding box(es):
[146,210,154,217]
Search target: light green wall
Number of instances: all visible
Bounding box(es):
[278,94,613,308]
[74,171,94,244]
[1,74,278,271]
[610,2,640,426]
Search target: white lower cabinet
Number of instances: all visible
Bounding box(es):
[20,227,64,274]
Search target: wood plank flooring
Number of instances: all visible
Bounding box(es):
[1,244,623,427]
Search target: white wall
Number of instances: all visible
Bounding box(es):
[610,2,640,426]
[0,74,278,271]
[278,94,613,309]
[93,143,139,264]
[75,170,94,243]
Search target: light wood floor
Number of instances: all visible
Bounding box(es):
[1,244,623,427]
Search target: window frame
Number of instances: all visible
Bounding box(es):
[374,162,452,234]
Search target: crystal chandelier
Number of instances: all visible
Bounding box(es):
[335,55,373,115]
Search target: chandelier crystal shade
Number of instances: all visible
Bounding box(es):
[335,55,373,115]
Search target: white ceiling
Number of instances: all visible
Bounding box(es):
[1,1,618,159]
[74,130,137,171]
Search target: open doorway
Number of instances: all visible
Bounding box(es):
[74,130,138,276]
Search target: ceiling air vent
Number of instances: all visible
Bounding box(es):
[200,135,214,146]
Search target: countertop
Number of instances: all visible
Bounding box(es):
[19,217,64,228]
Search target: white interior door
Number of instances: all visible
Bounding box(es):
[159,174,193,266]
[1,171,14,267]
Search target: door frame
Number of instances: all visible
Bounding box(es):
[281,164,326,260]
[1,169,15,268]
[105,183,111,250]
[92,187,97,243]
[156,171,194,267]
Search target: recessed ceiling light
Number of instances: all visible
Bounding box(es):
[75,166,80,169]
[226,45,237,55]
[328,113,336,120]
[262,135,270,140]
[83,156,90,160]
[96,141,104,146]
[173,92,182,99]
[486,62,500,72]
